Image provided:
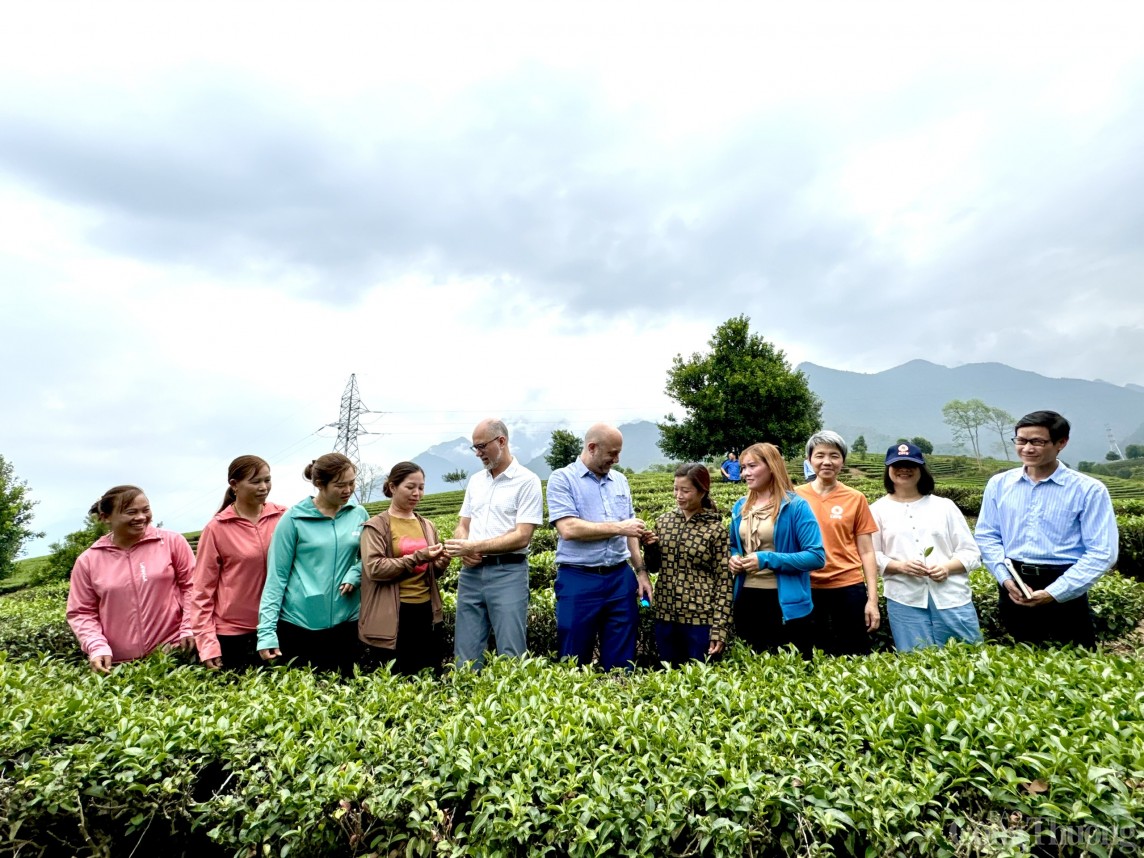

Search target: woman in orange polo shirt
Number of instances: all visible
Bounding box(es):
[794,430,881,655]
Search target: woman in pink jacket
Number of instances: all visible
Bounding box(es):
[191,456,287,669]
[67,485,196,673]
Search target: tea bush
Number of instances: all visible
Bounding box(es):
[1118,515,1144,582]
[4,647,1144,856]
[932,485,983,516]
[7,567,1144,673]
[0,582,82,664]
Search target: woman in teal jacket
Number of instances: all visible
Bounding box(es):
[257,453,367,673]
[729,442,825,659]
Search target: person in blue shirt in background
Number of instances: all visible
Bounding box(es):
[975,410,1118,648]
[720,451,741,483]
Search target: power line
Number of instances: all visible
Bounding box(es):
[328,374,385,501]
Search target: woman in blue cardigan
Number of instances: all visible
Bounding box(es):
[729,442,825,659]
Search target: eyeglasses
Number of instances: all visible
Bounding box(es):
[470,436,503,453]
[1011,437,1051,448]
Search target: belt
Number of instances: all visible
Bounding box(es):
[561,561,628,575]
[1011,560,1071,575]
[479,553,528,566]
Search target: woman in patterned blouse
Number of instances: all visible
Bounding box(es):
[643,463,732,666]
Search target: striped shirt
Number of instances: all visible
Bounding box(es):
[459,458,544,547]
[547,460,633,567]
[975,463,1118,602]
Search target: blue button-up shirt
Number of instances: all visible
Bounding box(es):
[546,459,634,567]
[975,463,1119,602]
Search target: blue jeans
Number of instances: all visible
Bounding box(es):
[454,559,530,669]
[654,620,710,667]
[887,596,983,652]
[555,564,638,671]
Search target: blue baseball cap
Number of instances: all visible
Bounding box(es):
[885,442,926,465]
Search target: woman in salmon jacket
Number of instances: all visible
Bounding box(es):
[256,452,367,674]
[359,462,451,675]
[67,485,196,673]
[191,456,287,670]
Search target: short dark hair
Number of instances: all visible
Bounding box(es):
[383,462,424,498]
[883,464,935,496]
[1015,410,1070,443]
[304,452,355,487]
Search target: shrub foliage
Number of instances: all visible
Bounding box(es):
[6,470,1144,855]
[4,648,1144,856]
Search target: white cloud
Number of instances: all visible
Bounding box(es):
[2,1,1144,555]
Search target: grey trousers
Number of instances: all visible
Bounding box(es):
[454,559,530,668]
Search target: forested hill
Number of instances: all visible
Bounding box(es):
[799,359,1144,463]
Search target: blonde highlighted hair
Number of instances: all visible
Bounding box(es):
[738,443,793,510]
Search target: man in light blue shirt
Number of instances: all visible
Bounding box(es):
[975,410,1118,648]
[546,423,654,669]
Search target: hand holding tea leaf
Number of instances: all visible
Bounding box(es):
[894,548,930,577]
[922,546,949,581]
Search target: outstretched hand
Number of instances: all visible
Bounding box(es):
[89,654,113,674]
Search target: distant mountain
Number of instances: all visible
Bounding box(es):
[408,420,670,492]
[798,359,1144,464]
[523,454,552,479]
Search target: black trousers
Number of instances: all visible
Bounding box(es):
[998,563,1096,649]
[276,619,360,675]
[811,583,873,656]
[361,601,443,677]
[733,587,814,660]
[216,632,261,670]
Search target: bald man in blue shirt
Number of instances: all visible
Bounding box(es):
[546,423,654,670]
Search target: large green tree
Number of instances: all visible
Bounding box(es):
[658,316,822,461]
[0,455,44,579]
[545,429,583,471]
[43,515,110,583]
[911,436,934,455]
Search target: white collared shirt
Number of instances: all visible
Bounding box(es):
[460,457,544,544]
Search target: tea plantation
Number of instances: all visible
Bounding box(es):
[4,466,1144,856]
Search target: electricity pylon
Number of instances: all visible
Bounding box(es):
[327,375,383,500]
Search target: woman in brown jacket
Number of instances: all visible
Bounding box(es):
[359,462,451,675]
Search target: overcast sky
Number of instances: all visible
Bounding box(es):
[2,2,1143,554]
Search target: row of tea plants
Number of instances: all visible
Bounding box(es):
[3,645,1144,856]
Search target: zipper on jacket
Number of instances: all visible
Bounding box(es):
[330,515,339,626]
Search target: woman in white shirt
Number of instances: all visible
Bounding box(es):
[871,443,983,652]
